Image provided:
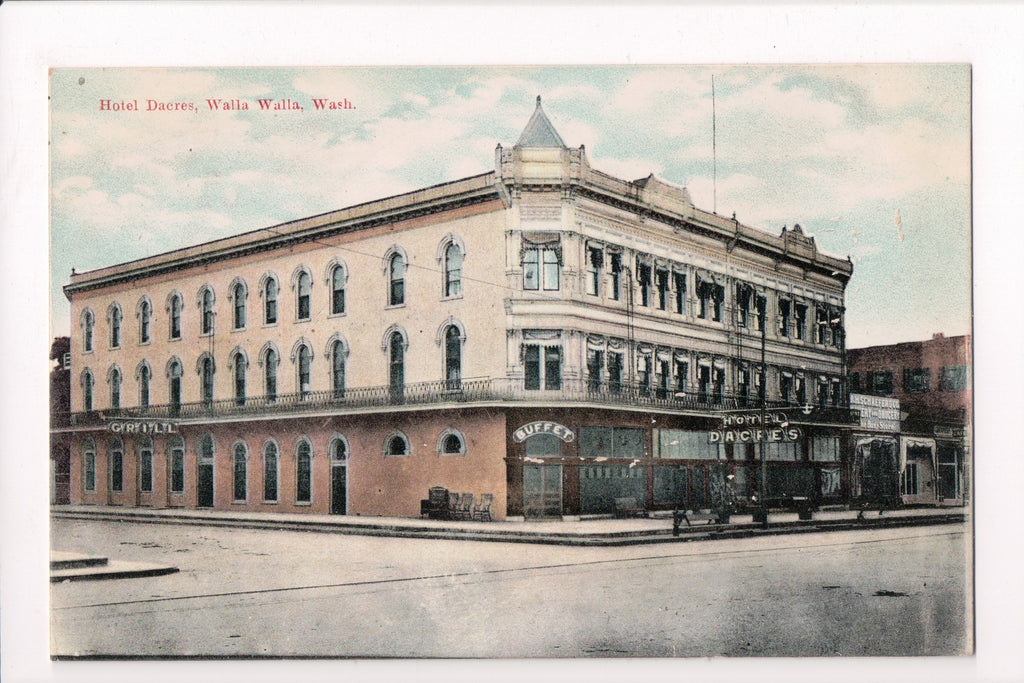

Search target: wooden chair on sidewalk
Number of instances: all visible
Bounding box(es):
[472,493,494,522]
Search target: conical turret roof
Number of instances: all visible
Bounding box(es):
[516,96,566,148]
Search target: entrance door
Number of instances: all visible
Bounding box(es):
[524,464,562,518]
[198,462,214,507]
[331,464,347,514]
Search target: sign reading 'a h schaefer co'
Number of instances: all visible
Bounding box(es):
[513,421,576,443]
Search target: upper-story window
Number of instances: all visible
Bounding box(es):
[777,298,791,337]
[388,252,406,306]
[904,368,931,394]
[586,246,602,297]
[231,280,247,330]
[696,277,723,322]
[523,242,560,291]
[868,370,894,396]
[295,269,312,321]
[444,242,463,298]
[82,309,95,352]
[794,303,808,341]
[108,365,122,409]
[940,365,969,392]
[329,263,346,315]
[295,342,312,398]
[587,349,603,392]
[137,361,151,409]
[199,354,215,405]
[829,314,844,349]
[779,371,794,403]
[609,252,622,301]
[108,303,123,348]
[817,377,830,407]
[81,369,94,411]
[815,306,828,344]
[608,351,624,393]
[656,268,670,311]
[167,358,183,412]
[263,346,279,401]
[444,324,462,389]
[524,344,561,390]
[263,275,279,325]
[137,298,152,344]
[736,285,751,328]
[232,349,247,405]
[330,338,347,399]
[673,271,686,315]
[636,261,652,307]
[388,330,406,401]
[168,293,183,340]
[199,286,215,335]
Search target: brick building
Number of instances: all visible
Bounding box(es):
[56,98,857,520]
[848,334,971,504]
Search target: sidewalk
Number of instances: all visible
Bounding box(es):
[51,504,968,547]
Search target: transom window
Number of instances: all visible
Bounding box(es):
[385,432,410,457]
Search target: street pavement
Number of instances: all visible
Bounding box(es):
[50,515,971,658]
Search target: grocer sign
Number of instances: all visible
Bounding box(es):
[107,420,178,435]
[513,421,576,443]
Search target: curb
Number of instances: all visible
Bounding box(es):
[52,509,966,547]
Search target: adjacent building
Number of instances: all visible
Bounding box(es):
[848,334,971,505]
[56,97,858,520]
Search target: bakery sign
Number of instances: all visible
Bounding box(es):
[513,421,576,443]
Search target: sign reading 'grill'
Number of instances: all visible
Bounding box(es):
[107,420,178,435]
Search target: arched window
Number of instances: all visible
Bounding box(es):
[138,437,154,493]
[168,436,185,494]
[445,325,462,389]
[388,252,405,306]
[444,242,463,298]
[168,293,183,340]
[330,263,346,315]
[137,362,151,409]
[296,439,312,504]
[296,270,312,321]
[200,287,215,335]
[83,439,96,492]
[389,331,405,401]
[232,350,247,405]
[109,438,124,492]
[330,437,348,462]
[138,298,152,344]
[263,441,279,502]
[81,369,94,411]
[296,343,312,398]
[330,339,346,399]
[200,355,215,405]
[264,276,278,325]
[167,358,183,413]
[108,365,122,409]
[232,280,247,330]
[438,428,466,456]
[232,442,248,502]
[109,304,122,348]
[82,309,95,352]
[384,432,410,457]
[264,347,278,401]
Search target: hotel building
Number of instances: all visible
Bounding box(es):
[58,98,857,520]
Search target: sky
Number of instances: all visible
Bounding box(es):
[49,65,971,349]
